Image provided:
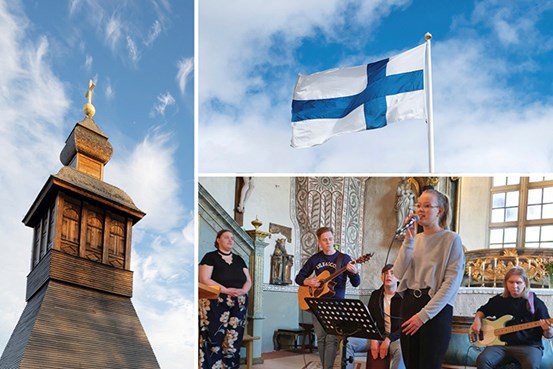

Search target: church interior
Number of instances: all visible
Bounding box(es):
[198,176,553,369]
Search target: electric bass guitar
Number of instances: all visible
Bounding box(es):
[469,315,553,347]
[297,252,374,311]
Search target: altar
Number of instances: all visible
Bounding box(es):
[453,287,553,317]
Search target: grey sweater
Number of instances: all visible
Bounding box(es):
[394,229,465,323]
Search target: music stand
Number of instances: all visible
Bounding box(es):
[306,298,383,369]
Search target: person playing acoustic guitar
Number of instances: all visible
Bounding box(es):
[471,267,553,369]
[295,227,360,369]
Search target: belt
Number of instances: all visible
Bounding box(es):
[405,288,430,298]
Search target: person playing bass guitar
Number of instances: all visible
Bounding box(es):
[295,227,360,369]
[470,267,553,369]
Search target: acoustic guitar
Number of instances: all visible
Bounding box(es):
[469,314,553,347]
[297,252,374,311]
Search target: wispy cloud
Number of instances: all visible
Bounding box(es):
[126,35,140,65]
[0,0,69,351]
[104,128,190,367]
[68,0,80,17]
[104,77,114,100]
[106,129,184,232]
[145,19,162,47]
[176,57,193,95]
[1,3,190,368]
[152,92,176,117]
[105,16,122,51]
[84,54,93,71]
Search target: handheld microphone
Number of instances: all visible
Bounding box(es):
[395,215,419,235]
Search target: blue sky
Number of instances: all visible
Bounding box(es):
[199,0,553,173]
[0,1,193,368]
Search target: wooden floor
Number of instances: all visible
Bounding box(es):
[240,351,476,369]
[240,351,365,369]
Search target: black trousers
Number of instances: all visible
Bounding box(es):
[400,291,453,369]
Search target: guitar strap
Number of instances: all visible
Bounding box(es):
[335,252,344,273]
[527,291,535,315]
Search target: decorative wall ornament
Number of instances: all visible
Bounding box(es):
[292,177,365,267]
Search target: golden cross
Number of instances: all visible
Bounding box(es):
[85,80,95,105]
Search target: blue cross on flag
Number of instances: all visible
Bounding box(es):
[291,43,427,148]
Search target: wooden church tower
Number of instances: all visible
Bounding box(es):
[0,82,161,369]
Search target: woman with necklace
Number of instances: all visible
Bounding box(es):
[199,229,251,369]
[393,188,465,369]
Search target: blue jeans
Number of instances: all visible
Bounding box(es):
[476,345,542,369]
[345,337,405,369]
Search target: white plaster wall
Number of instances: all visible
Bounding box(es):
[201,176,294,284]
[235,177,294,284]
[361,177,405,290]
[199,176,236,216]
[457,177,491,250]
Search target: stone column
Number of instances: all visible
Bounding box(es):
[246,218,270,362]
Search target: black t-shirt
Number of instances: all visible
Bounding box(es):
[200,250,248,289]
[478,294,550,348]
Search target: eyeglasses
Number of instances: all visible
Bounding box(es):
[415,203,440,210]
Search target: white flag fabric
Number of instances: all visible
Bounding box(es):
[291,43,426,148]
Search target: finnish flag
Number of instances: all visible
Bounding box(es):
[291,43,426,148]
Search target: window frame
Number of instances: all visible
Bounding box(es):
[489,176,553,249]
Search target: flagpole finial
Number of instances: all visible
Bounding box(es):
[425,32,432,41]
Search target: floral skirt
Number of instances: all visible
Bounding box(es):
[199,294,248,369]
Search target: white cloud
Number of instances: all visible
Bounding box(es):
[104,77,114,100]
[0,0,69,351]
[199,0,553,173]
[152,92,176,117]
[68,0,79,16]
[0,4,191,369]
[470,1,553,52]
[199,0,410,106]
[84,54,93,70]
[145,19,162,47]
[102,109,191,369]
[105,16,122,51]
[131,218,194,369]
[105,129,184,233]
[176,57,193,95]
[69,2,175,67]
[126,35,140,65]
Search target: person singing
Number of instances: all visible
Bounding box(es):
[393,188,465,369]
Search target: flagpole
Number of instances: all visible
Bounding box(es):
[425,32,435,173]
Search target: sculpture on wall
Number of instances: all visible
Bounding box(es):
[237,177,254,213]
[395,177,416,230]
[270,238,293,285]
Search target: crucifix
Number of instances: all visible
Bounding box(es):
[83,79,96,117]
[85,80,95,104]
